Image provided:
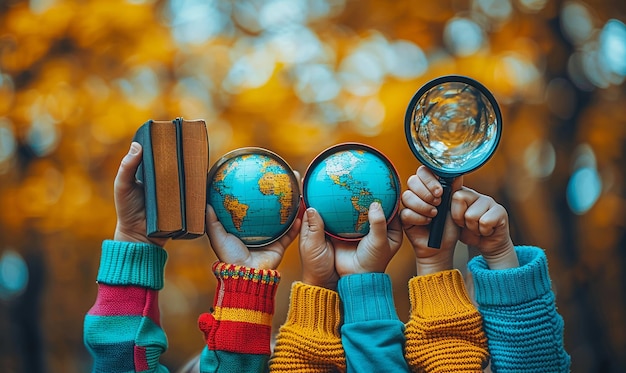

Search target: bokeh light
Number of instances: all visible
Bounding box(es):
[0,250,28,300]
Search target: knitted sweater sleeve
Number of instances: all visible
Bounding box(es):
[197,261,281,373]
[337,273,410,373]
[84,240,169,373]
[269,282,346,373]
[467,246,571,373]
[404,269,489,372]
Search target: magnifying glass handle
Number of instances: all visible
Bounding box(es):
[428,177,454,249]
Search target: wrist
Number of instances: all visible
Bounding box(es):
[415,256,454,276]
[114,225,151,244]
[482,240,518,270]
[114,225,168,247]
[302,275,338,291]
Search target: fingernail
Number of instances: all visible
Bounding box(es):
[306,207,315,218]
[129,142,140,155]
[370,201,381,210]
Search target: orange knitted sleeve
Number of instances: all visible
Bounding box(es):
[269,282,346,373]
[404,269,489,372]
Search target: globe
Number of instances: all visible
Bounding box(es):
[302,143,401,240]
[207,147,300,247]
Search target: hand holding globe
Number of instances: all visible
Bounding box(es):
[302,143,401,241]
[206,147,301,248]
[207,143,401,248]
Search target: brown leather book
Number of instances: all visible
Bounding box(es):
[133,118,209,239]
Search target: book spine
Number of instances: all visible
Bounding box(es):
[174,117,188,238]
[135,120,160,237]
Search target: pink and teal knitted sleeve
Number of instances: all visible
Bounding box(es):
[468,245,571,372]
[84,240,169,373]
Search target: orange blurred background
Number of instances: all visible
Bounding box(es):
[0,0,624,372]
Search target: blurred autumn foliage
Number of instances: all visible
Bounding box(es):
[0,0,624,372]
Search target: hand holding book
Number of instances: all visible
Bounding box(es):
[112,141,169,247]
[133,117,209,240]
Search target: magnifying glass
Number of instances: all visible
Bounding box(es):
[404,75,502,248]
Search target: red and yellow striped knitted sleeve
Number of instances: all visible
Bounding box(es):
[404,269,489,372]
[270,282,346,373]
[198,261,280,356]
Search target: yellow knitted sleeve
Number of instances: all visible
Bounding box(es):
[404,269,489,372]
[269,282,346,373]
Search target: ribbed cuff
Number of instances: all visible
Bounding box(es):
[338,273,398,324]
[468,246,552,306]
[211,261,280,314]
[286,282,341,336]
[408,269,475,318]
[200,262,281,355]
[97,240,167,290]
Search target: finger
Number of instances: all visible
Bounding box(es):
[399,207,432,227]
[205,204,229,244]
[450,187,479,224]
[114,142,142,197]
[401,189,438,218]
[303,207,325,235]
[205,204,254,266]
[366,202,387,244]
[464,196,493,233]
[299,208,328,252]
[451,189,495,234]
[405,174,440,210]
[416,165,443,198]
[476,204,508,237]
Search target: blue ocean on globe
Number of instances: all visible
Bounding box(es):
[207,150,299,247]
[303,145,400,240]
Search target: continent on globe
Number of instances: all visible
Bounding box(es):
[207,147,300,248]
[302,143,400,241]
[223,194,248,231]
[258,172,295,224]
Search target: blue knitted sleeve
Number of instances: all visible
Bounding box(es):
[468,246,571,373]
[337,273,410,373]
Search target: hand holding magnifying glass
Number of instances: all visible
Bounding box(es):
[404,75,502,248]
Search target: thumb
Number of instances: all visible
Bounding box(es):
[301,207,325,236]
[299,208,328,255]
[366,202,387,244]
[205,204,228,242]
[114,142,142,197]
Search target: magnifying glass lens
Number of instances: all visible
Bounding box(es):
[409,82,499,173]
[404,76,503,248]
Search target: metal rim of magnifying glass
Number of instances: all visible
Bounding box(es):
[403,75,503,179]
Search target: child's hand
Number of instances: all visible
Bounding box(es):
[334,202,404,276]
[298,207,339,290]
[113,142,168,247]
[206,170,303,270]
[451,187,518,269]
[205,204,301,270]
[400,166,462,275]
